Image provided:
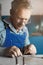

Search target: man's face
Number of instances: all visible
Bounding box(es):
[10,8,31,30]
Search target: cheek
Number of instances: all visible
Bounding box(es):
[12,18,20,25]
[16,18,21,23]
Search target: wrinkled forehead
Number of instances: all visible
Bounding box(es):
[15,8,31,19]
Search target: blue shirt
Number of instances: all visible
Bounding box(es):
[0,18,30,47]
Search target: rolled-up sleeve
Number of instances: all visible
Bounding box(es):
[0,20,6,46]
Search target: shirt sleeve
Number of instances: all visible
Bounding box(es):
[24,27,30,46]
[0,20,6,46]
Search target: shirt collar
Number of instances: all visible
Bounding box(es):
[3,17,23,34]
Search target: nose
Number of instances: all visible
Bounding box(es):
[21,19,26,24]
[22,19,28,25]
[21,18,26,22]
[22,22,25,26]
[20,19,25,25]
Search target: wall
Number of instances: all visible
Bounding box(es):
[31,0,43,15]
[0,0,13,15]
[0,0,43,15]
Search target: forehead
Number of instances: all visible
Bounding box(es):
[15,8,31,19]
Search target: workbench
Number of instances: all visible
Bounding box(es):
[0,55,43,65]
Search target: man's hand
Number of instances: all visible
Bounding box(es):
[24,44,37,55]
[4,46,22,57]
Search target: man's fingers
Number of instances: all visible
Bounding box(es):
[12,51,17,57]
[11,50,22,57]
[5,46,22,57]
[15,48,22,56]
[24,44,37,55]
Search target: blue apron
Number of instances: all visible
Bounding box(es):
[3,28,26,49]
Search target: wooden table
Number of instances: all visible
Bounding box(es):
[0,55,43,65]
